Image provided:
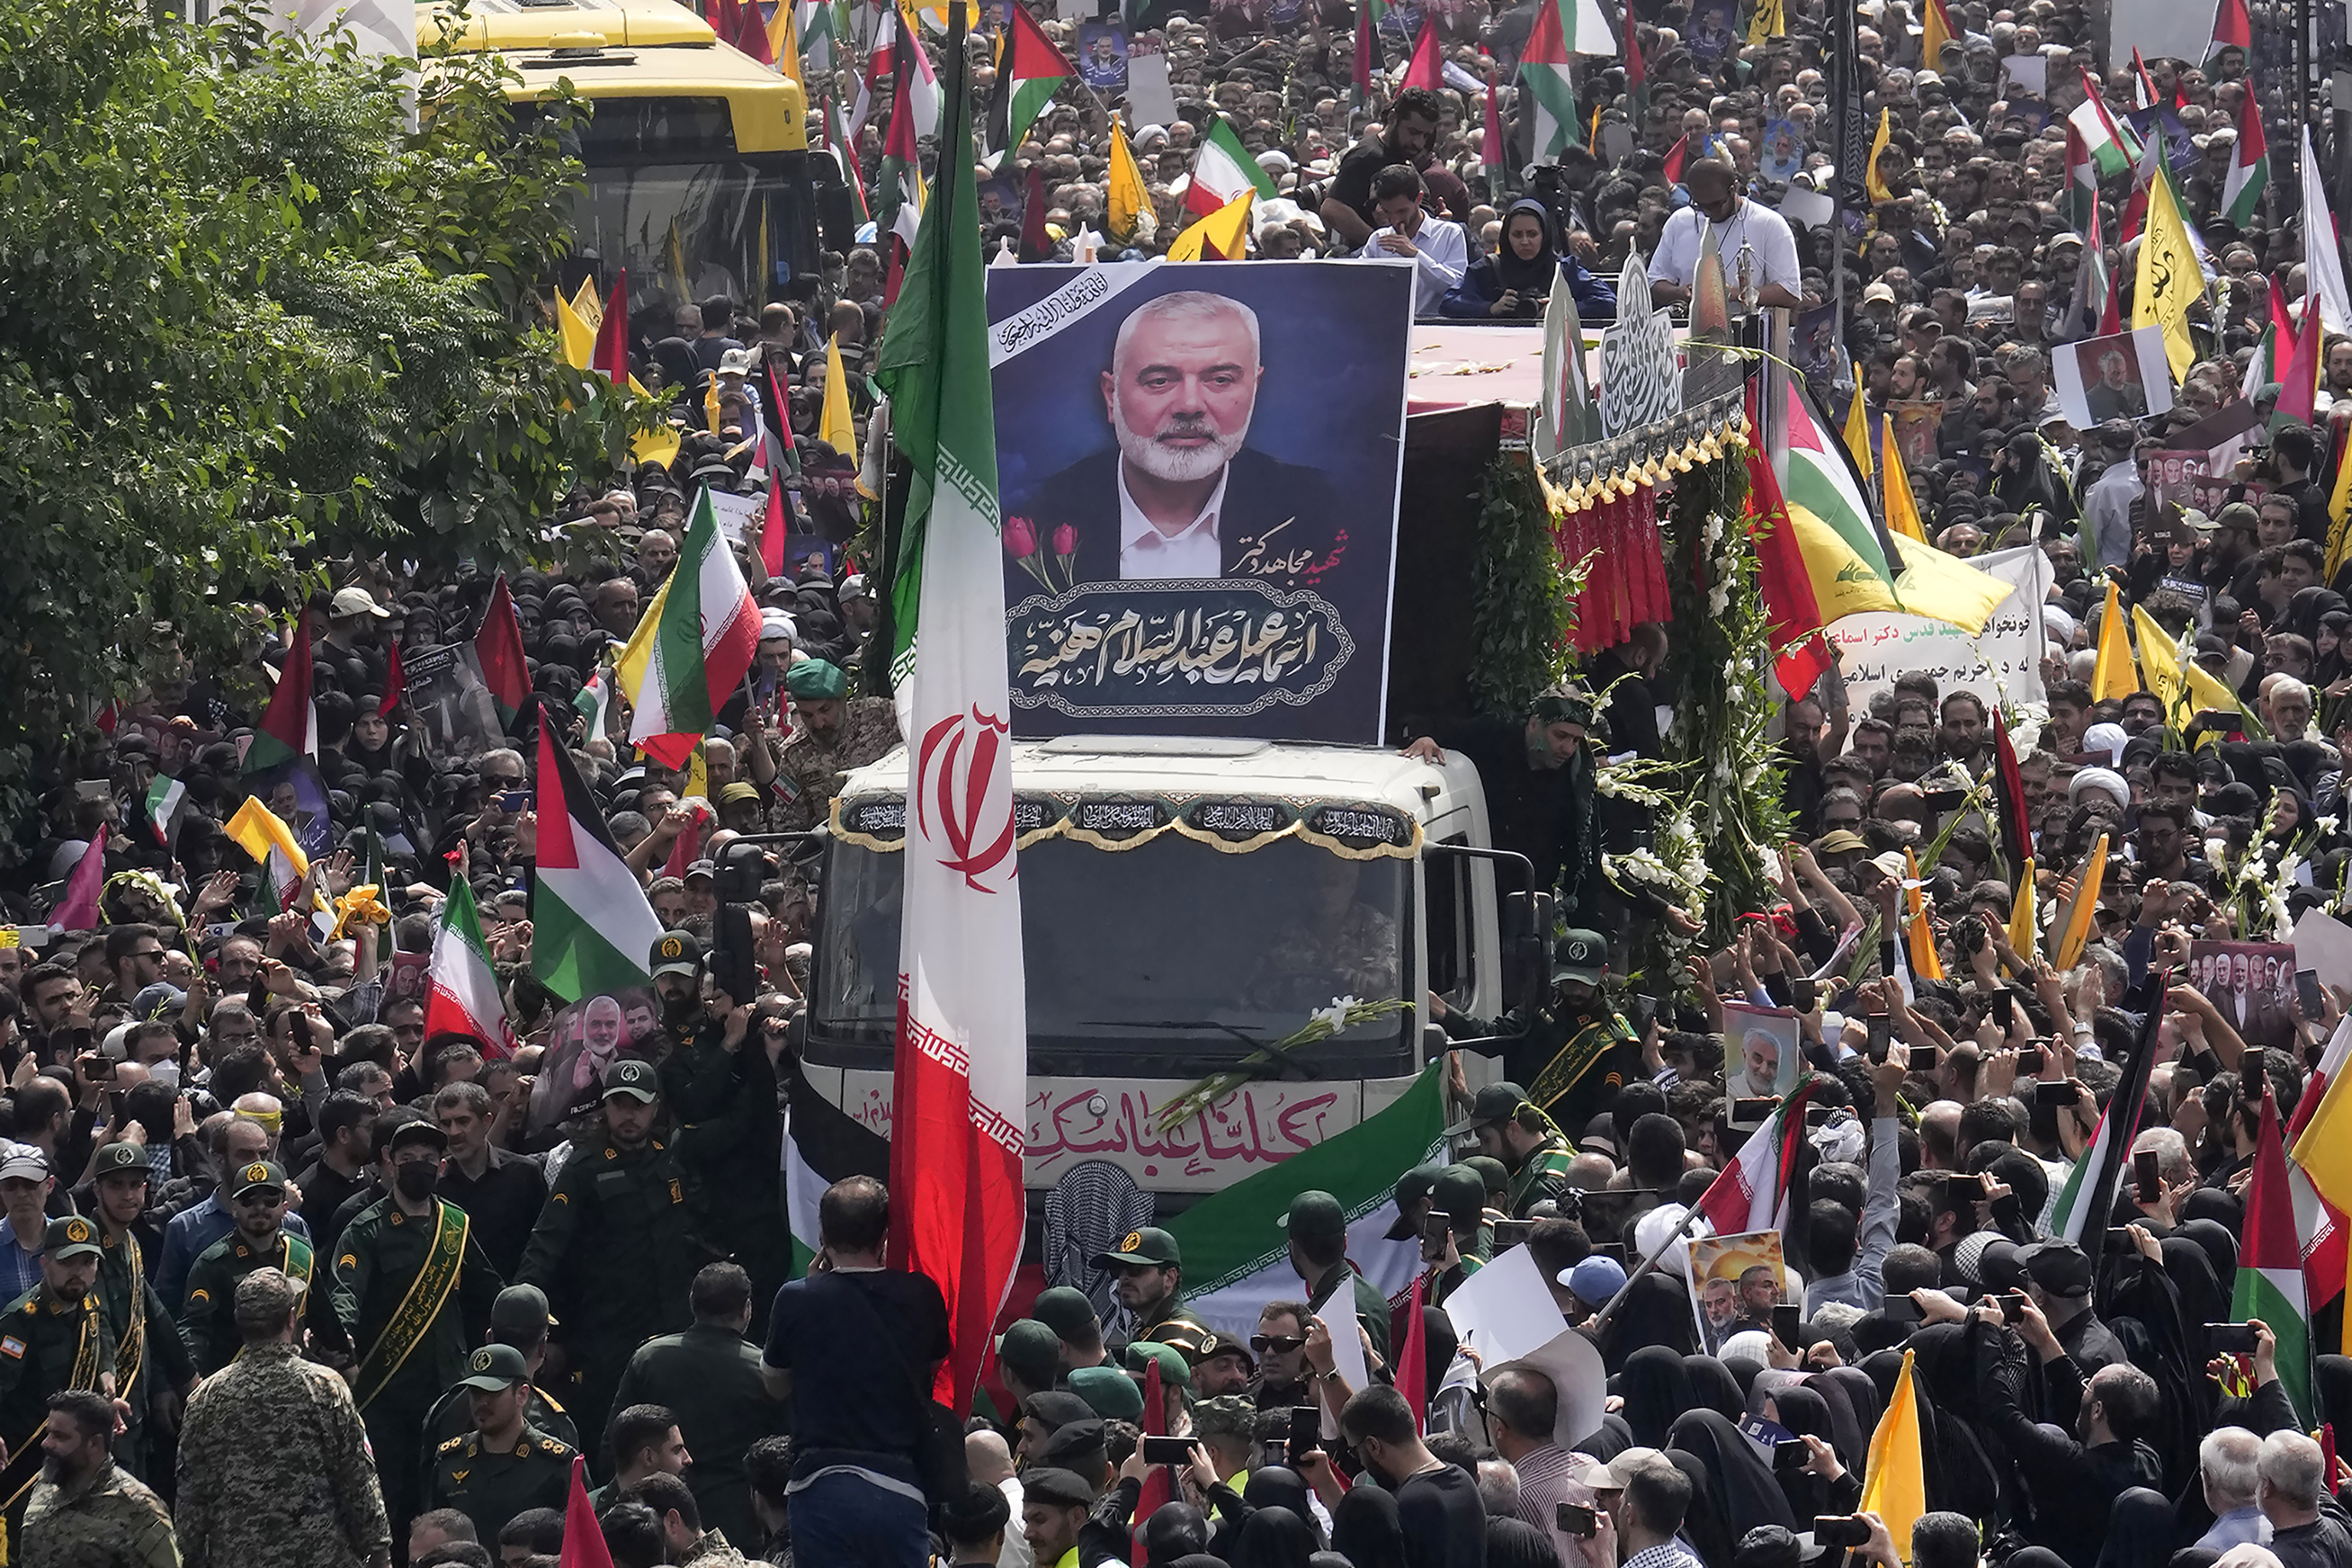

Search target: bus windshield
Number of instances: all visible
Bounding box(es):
[810,831,1416,1080]
[567,156,807,314]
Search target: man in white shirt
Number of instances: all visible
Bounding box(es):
[1646,158,1802,309]
[1353,162,1466,316]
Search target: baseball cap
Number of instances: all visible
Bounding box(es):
[838,574,870,603]
[1429,1165,1486,1228]
[649,929,704,978]
[603,1059,659,1103]
[455,1343,534,1392]
[1564,1254,1629,1305]
[44,1214,100,1262]
[1067,1364,1144,1421]
[1093,1226,1181,1269]
[1462,1155,1511,1198]
[1383,1164,1446,1238]
[1276,1189,1348,1246]
[387,1120,449,1157]
[1029,1286,1102,1344]
[684,861,717,884]
[1552,929,1609,987]
[229,1160,289,1200]
[0,1146,50,1184]
[1445,1082,1530,1138]
[1814,829,1867,854]
[492,1284,554,1337]
[91,1143,149,1180]
[719,782,762,806]
[2019,1239,2093,1298]
[330,587,391,619]
[718,347,759,374]
[1863,281,1897,304]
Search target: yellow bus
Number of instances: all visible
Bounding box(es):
[421,0,851,320]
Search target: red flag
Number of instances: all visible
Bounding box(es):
[661,802,710,880]
[593,270,631,386]
[760,472,790,577]
[1019,163,1054,261]
[2212,0,2252,52]
[1393,1274,1429,1432]
[558,1455,616,1568]
[733,0,776,64]
[379,640,405,718]
[1354,2,1377,96]
[2280,290,2324,428]
[1991,708,2030,871]
[473,574,531,730]
[763,358,800,483]
[1625,20,1646,109]
[49,829,109,933]
[1130,1360,1174,1562]
[247,611,317,776]
[1481,77,1505,170]
[1400,18,1442,91]
[1661,132,1690,188]
[1740,387,1831,700]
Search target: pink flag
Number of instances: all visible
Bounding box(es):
[48,830,109,933]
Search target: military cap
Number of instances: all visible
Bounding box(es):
[1092,1226,1181,1269]
[1383,1164,1447,1239]
[1020,1467,1098,1508]
[1429,1165,1486,1228]
[1191,1332,1253,1375]
[229,1160,289,1200]
[1551,929,1609,987]
[602,1058,659,1103]
[786,659,848,701]
[1029,1286,1101,1343]
[44,1214,100,1262]
[1446,1082,1533,1137]
[1021,1390,1096,1432]
[1067,1364,1144,1421]
[649,929,704,978]
[1124,1340,1197,1390]
[1276,1189,1348,1246]
[1192,1394,1259,1442]
[234,1267,304,1321]
[996,1319,1063,1390]
[718,781,763,806]
[454,1342,534,1392]
[1037,1417,1109,1468]
[1461,1155,1511,1198]
[492,1283,554,1336]
[91,1143,149,1180]
[387,1120,449,1156]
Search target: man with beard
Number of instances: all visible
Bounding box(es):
[0,1217,124,1554]
[330,1119,505,1547]
[1340,1384,1484,1566]
[773,660,900,835]
[1246,1301,1314,1410]
[19,1387,175,1568]
[519,1060,701,1460]
[567,994,629,1100]
[1013,291,1344,586]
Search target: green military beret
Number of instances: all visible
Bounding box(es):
[1123,1341,1194,1392]
[786,659,848,701]
[1066,1364,1144,1422]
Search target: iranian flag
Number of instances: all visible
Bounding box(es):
[1520,0,1579,162]
[1697,1079,1820,1235]
[999,3,1072,154]
[531,719,663,1004]
[2223,89,2269,228]
[472,574,531,730]
[851,5,938,141]
[1184,118,1278,221]
[874,26,1028,1416]
[1166,1061,1446,1335]
[422,877,519,1060]
[2066,70,2138,181]
[614,488,760,770]
[2288,1017,2352,1314]
[2236,1089,2312,1423]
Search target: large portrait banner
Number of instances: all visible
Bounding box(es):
[985,259,1411,743]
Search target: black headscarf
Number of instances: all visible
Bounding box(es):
[1667,1446,1744,1568]
[1488,1517,1563,1568]
[1233,1508,1318,1568]
[1491,199,1563,296]
[1667,1408,1799,1534]
[1685,1354,1746,1419]
[1329,1487,1406,1568]
[2317,1354,2352,1436]
[1623,1345,1698,1447]
[2095,1487,2183,1568]
[1603,1272,1700,1364]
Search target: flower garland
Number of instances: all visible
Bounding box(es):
[1155,995,1413,1130]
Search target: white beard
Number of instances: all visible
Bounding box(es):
[1111,397,1250,484]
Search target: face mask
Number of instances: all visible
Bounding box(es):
[147,1062,178,1091]
[394,1164,439,1201]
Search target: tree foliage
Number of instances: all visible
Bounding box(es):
[0,0,640,753]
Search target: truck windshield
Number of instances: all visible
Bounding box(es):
[570,158,806,316]
[810,833,1416,1080]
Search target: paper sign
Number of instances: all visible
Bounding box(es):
[707,488,764,545]
[1123,49,1179,129]
[2295,908,2352,995]
[2001,53,2047,96]
[2053,324,2177,430]
[1776,185,1835,229]
[1825,543,2053,716]
[1442,1242,1570,1367]
[1317,1285,1371,1437]
[1490,1327,1608,1448]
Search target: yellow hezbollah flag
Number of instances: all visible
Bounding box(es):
[2292,1070,2352,1245]
[820,335,856,455]
[1866,108,1895,202]
[2134,169,2201,380]
[2327,445,2352,584]
[2091,577,2139,701]
[557,290,596,370]
[2133,604,2185,713]
[1844,391,1875,484]
[1744,0,1784,46]
[560,275,678,466]
[1107,116,1149,243]
[225,796,309,884]
[1921,0,1955,69]
[769,0,802,83]
[615,569,678,708]
[1903,848,1943,982]
[2008,856,2038,963]
[570,275,603,330]
[1168,189,1254,261]
[2052,831,2109,970]
[1881,420,1926,543]
[1862,1350,1928,1564]
[683,739,709,805]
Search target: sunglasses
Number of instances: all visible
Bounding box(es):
[1250,1334,1305,1354]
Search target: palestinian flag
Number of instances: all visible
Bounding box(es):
[784,1063,891,1275]
[143,774,188,849]
[1919,0,1955,67]
[1537,274,1595,456]
[1165,1061,1446,1335]
[1399,18,1442,91]
[1697,1078,1821,1235]
[799,0,836,74]
[2130,47,2161,108]
[2236,1088,2312,1424]
[1482,77,1507,176]
[1740,397,1831,702]
[614,488,760,769]
[1991,708,2030,873]
[1184,117,1277,221]
[1662,131,1715,188]
[472,574,531,730]
[2067,70,2138,181]
[823,99,871,227]
[2210,0,2250,62]
[1354,0,1387,98]
[851,5,938,141]
[572,658,614,743]
[48,831,108,934]
[1781,381,2011,632]
[423,878,518,1060]
[531,717,664,1004]
[1519,0,1579,163]
[877,63,926,301]
[224,796,310,911]
[2050,978,2161,1256]
[2215,90,2266,227]
[998,2,1072,154]
[2063,119,2103,235]
[1625,18,1647,119]
[246,613,318,776]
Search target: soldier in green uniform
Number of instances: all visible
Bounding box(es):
[1276,1190,1390,1367]
[84,1143,192,1488]
[423,1344,577,1546]
[1439,930,1646,1143]
[330,1118,505,1545]
[518,1058,704,1463]
[0,1216,122,1560]
[1446,1083,1577,1218]
[419,1284,579,1459]
[1417,1165,1490,1306]
[181,1160,330,1374]
[773,659,902,834]
[1091,1228,1210,1352]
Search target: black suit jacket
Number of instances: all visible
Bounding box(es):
[1015,445,1351,589]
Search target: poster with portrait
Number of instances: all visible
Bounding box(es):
[528,987,663,1133]
[2054,325,2176,430]
[985,260,1411,743]
[2189,940,2298,1052]
[402,642,506,763]
[1887,400,1942,469]
[1687,1229,1791,1355]
[1077,22,1129,89]
[1721,999,1802,1100]
[976,175,1027,231]
[1759,118,1805,184]
[1684,0,1736,60]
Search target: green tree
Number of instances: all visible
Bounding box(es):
[0,0,645,753]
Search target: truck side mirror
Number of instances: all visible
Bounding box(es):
[1501,890,1553,1012]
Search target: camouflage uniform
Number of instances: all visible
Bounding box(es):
[0,1276,118,1558]
[19,1461,175,1568]
[174,1339,390,1568]
[1245,903,1401,1011]
[773,697,900,832]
